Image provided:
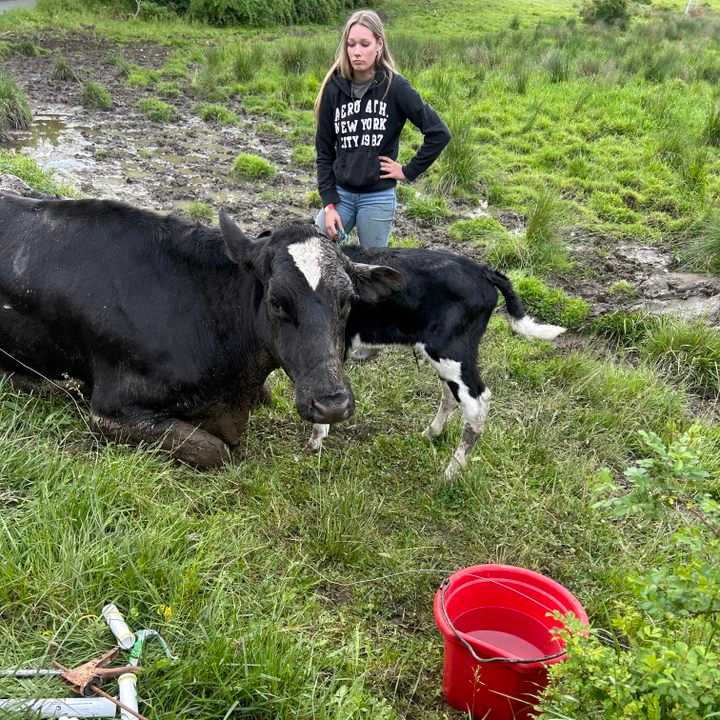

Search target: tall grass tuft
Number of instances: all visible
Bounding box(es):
[680,209,720,274]
[0,73,32,132]
[192,45,228,98]
[656,128,693,170]
[643,317,720,397]
[524,188,568,270]
[52,55,80,83]
[231,43,264,82]
[434,108,481,197]
[544,49,572,83]
[506,56,530,94]
[305,479,375,565]
[278,39,310,75]
[82,82,113,110]
[392,34,442,73]
[680,149,708,198]
[703,102,720,147]
[643,45,683,83]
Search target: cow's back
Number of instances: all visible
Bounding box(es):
[0,195,245,387]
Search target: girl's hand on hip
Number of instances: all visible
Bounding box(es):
[324,207,344,240]
[379,156,406,180]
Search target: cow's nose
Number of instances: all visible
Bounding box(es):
[311,392,353,422]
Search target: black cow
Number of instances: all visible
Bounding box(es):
[0,194,403,467]
[307,246,565,480]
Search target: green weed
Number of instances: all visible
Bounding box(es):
[434,108,481,196]
[127,67,159,88]
[703,102,720,147]
[180,201,214,223]
[82,81,112,110]
[404,193,451,223]
[136,97,176,122]
[230,42,264,82]
[291,144,315,169]
[680,209,720,273]
[509,272,590,329]
[156,80,182,98]
[231,153,276,180]
[52,55,80,82]
[196,102,238,125]
[0,73,32,131]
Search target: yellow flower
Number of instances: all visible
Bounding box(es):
[158,604,174,622]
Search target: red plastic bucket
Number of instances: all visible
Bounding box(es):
[433,564,588,719]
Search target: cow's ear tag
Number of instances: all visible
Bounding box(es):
[219,209,251,265]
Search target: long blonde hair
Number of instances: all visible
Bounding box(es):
[314,10,396,119]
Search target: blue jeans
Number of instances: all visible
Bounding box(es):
[315,186,396,248]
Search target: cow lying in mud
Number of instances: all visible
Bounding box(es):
[307,246,565,480]
[0,194,403,467]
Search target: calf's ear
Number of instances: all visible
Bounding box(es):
[219,209,252,265]
[350,262,405,303]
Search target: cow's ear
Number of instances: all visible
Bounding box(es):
[350,262,405,303]
[219,209,252,265]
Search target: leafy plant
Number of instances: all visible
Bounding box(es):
[593,427,711,519]
[541,428,720,719]
[580,0,630,26]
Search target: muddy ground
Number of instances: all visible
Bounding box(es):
[3,30,720,324]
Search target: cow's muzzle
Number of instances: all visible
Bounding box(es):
[302,390,354,424]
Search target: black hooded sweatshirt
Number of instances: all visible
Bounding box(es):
[315,69,451,207]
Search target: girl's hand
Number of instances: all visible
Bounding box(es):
[379,156,406,180]
[324,207,344,240]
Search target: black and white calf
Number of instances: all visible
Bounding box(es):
[307,246,565,480]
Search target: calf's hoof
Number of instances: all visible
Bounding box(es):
[304,438,323,454]
[443,454,466,482]
[422,426,440,442]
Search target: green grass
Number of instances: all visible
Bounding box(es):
[51,54,80,82]
[196,102,239,125]
[291,143,315,169]
[0,72,32,132]
[0,150,69,195]
[136,97,176,122]
[509,271,590,329]
[82,81,112,110]
[181,200,215,223]
[231,152,276,180]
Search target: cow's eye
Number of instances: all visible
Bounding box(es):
[270,297,290,319]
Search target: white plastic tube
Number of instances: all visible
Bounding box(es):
[0,697,117,717]
[117,673,138,720]
[101,604,135,650]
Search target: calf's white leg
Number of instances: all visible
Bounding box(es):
[423,381,458,441]
[306,422,330,452]
[444,386,491,481]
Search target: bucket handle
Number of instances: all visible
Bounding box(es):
[439,578,567,664]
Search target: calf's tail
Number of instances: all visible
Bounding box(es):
[489,269,566,341]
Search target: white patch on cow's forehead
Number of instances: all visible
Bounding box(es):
[288,237,327,291]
